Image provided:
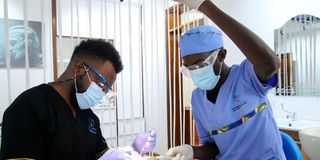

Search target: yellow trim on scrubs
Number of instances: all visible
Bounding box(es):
[96,147,109,159]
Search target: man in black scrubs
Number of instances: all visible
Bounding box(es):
[0,39,156,160]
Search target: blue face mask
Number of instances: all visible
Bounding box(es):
[189,55,222,90]
[74,66,106,110]
[75,81,105,110]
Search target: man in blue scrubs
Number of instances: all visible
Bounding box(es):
[166,0,286,159]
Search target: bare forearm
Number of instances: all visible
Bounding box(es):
[192,142,219,159]
[198,0,280,81]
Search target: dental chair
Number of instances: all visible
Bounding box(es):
[281,132,303,160]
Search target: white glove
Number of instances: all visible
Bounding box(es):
[166,144,193,160]
[98,146,133,160]
[172,0,206,10]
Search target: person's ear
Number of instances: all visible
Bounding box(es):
[217,48,227,63]
[72,59,86,76]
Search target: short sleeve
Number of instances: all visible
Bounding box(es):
[191,93,213,145]
[240,59,278,95]
[93,115,109,158]
[0,92,45,159]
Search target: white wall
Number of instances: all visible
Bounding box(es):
[211,0,320,121]
[269,95,320,121]
[0,0,53,121]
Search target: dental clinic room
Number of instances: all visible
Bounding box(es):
[1,0,320,159]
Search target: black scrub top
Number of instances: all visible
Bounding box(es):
[0,84,109,160]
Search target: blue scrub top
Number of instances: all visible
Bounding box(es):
[191,60,286,160]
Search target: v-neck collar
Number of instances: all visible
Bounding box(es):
[204,66,235,106]
[46,83,81,120]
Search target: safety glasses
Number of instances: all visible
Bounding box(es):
[180,48,220,77]
[84,64,112,94]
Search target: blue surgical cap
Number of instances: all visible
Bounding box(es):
[180,25,223,58]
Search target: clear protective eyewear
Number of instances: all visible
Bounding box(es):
[83,64,113,94]
[180,48,221,77]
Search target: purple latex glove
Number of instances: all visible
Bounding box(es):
[98,146,133,160]
[132,129,157,155]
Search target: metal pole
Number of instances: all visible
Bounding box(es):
[182,3,186,146]
[284,32,287,95]
[289,25,293,95]
[138,0,143,135]
[88,0,92,37]
[118,0,126,146]
[57,0,62,76]
[128,0,135,143]
[100,0,103,39]
[142,0,147,134]
[172,3,176,147]
[105,0,108,39]
[3,0,12,103]
[166,0,173,148]
[41,0,47,83]
[176,3,183,146]
[186,5,192,145]
[304,16,308,94]
[276,29,281,94]
[313,21,317,94]
[113,0,119,147]
[23,0,30,89]
[299,15,303,95]
[155,0,160,135]
[71,0,74,47]
[150,0,154,132]
[76,0,80,43]
[294,16,299,95]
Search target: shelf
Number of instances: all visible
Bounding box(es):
[169,18,205,33]
[166,3,186,15]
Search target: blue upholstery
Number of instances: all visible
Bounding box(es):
[281,132,303,160]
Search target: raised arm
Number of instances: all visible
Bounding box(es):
[198,0,280,81]
[176,0,280,81]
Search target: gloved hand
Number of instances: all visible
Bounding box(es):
[98,146,133,160]
[172,154,185,160]
[131,129,157,155]
[166,144,193,160]
[172,0,206,10]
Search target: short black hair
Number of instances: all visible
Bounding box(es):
[71,39,123,73]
